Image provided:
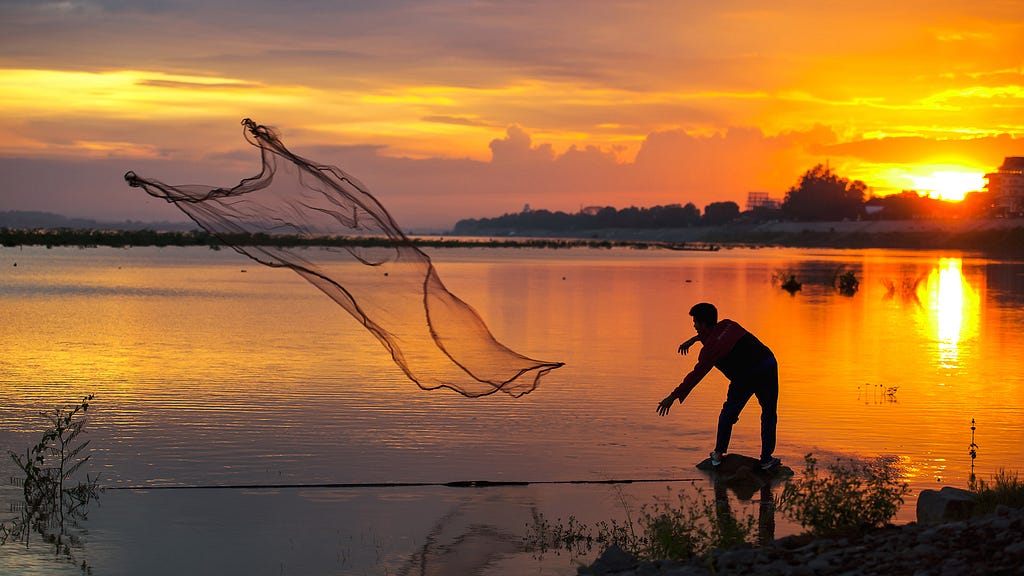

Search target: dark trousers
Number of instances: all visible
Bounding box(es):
[714,357,778,461]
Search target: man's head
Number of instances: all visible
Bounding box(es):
[689,302,718,332]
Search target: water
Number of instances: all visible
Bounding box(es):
[2,244,1023,575]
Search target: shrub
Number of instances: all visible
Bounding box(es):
[524,484,758,562]
[835,270,859,296]
[777,454,908,536]
[972,469,1024,514]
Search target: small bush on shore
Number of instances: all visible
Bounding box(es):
[972,469,1024,514]
[524,484,758,562]
[777,454,908,536]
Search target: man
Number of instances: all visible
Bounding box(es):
[657,302,780,471]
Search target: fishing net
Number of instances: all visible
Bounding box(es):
[125,119,562,397]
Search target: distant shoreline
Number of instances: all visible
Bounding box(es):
[459,218,1024,255]
[2,218,1022,255]
[0,227,715,252]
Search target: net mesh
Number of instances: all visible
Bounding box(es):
[125,119,562,397]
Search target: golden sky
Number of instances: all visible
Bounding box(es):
[1,0,1023,228]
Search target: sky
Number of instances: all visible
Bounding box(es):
[1,0,1023,230]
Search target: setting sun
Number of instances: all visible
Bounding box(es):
[909,170,986,202]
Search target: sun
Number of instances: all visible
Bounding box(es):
[909,170,986,202]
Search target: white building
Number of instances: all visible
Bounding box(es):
[985,157,1024,216]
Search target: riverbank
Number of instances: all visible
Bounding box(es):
[4,218,1023,255]
[461,218,1024,255]
[583,504,1024,575]
[0,227,713,251]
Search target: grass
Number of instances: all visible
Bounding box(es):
[971,469,1024,515]
[524,483,759,563]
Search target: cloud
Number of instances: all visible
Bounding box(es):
[294,124,836,225]
[0,123,840,229]
[631,126,838,197]
[422,115,491,128]
[136,79,264,90]
[488,126,555,164]
[814,134,1024,165]
[1,112,1015,231]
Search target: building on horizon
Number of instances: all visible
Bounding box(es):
[746,191,780,211]
[985,157,1024,216]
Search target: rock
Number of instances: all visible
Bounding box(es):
[916,487,977,524]
[915,526,942,543]
[713,546,760,570]
[634,561,663,576]
[695,453,794,500]
[581,505,1024,575]
[1004,540,1024,555]
[806,556,832,572]
[939,557,971,576]
[659,564,711,576]
[580,544,638,575]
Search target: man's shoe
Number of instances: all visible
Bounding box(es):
[710,451,724,467]
[759,457,781,471]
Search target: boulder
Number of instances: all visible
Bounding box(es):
[696,454,794,500]
[916,486,977,524]
[579,544,637,575]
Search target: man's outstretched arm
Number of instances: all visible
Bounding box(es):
[657,380,700,415]
[656,357,713,416]
[677,335,701,355]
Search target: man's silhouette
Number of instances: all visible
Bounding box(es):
[657,302,780,470]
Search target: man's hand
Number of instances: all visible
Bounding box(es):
[657,395,675,416]
[677,337,698,355]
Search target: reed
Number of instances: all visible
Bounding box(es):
[968,419,1024,514]
[2,394,101,573]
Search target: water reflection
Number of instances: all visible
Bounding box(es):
[712,477,778,547]
[921,258,979,370]
[985,261,1024,306]
[399,495,526,576]
[3,246,1024,575]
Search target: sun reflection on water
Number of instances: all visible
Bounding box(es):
[922,258,979,370]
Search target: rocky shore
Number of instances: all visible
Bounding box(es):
[581,504,1024,576]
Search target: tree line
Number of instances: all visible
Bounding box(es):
[454,201,743,234]
[454,164,996,234]
[0,227,699,250]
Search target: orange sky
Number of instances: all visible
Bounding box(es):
[1,1,1022,229]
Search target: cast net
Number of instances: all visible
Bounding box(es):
[125,119,562,397]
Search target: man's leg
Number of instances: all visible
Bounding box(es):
[754,360,780,462]
[715,381,755,456]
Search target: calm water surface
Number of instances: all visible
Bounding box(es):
[2,245,1023,575]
